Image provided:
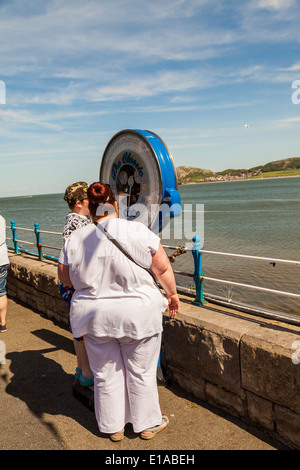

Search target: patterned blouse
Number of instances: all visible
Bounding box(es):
[62,213,91,240]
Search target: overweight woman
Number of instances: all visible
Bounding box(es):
[58,182,180,441]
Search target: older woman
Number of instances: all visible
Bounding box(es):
[58,182,180,441]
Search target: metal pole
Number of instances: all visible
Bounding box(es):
[34,222,44,260]
[192,235,207,306]
[10,220,19,254]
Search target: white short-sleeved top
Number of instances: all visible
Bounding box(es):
[58,218,168,339]
[0,216,9,266]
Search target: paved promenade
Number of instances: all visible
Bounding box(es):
[0,298,289,451]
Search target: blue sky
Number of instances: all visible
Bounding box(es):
[0,0,300,197]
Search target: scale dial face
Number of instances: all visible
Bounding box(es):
[100,131,163,229]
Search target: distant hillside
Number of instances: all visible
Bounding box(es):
[250,157,300,173]
[176,166,215,181]
[176,157,300,184]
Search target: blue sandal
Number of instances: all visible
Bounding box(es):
[79,374,94,387]
[74,367,82,380]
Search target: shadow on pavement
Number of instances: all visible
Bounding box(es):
[5,328,100,441]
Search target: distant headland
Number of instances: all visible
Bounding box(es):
[176,157,300,184]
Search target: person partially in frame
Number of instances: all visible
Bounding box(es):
[0,214,9,333]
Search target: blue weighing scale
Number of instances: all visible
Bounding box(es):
[99,129,181,233]
[100,129,181,383]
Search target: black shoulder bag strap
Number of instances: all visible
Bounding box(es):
[94,221,160,287]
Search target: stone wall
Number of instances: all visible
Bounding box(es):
[162,303,300,449]
[7,252,69,325]
[6,251,300,449]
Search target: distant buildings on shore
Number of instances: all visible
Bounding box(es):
[197,169,262,182]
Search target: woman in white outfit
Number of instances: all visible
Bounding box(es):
[58,182,180,441]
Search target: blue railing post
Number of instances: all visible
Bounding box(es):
[192,234,207,306]
[11,220,20,254]
[34,222,44,260]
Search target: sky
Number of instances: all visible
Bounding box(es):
[0,0,300,197]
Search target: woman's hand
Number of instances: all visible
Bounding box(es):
[151,243,180,318]
[166,293,180,318]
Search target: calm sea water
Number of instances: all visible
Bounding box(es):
[1,177,299,316]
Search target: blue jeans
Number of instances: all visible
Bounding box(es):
[0,264,8,297]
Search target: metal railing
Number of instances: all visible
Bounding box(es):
[6,221,300,324]
[6,220,62,261]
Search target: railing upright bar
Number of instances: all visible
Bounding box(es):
[10,220,19,254]
[34,222,44,261]
[192,235,207,306]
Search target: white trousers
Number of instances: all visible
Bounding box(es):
[84,332,162,434]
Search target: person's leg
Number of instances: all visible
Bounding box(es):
[73,339,82,368]
[84,334,127,434]
[74,339,93,382]
[0,295,7,330]
[0,265,8,332]
[120,333,163,433]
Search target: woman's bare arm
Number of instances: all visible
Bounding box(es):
[151,243,180,317]
[57,262,72,287]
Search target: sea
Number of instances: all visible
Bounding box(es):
[1,176,300,317]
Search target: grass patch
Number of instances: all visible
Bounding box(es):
[251,168,300,178]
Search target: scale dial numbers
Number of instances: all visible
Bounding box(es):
[100,131,162,227]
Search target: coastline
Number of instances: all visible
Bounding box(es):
[179,174,300,185]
